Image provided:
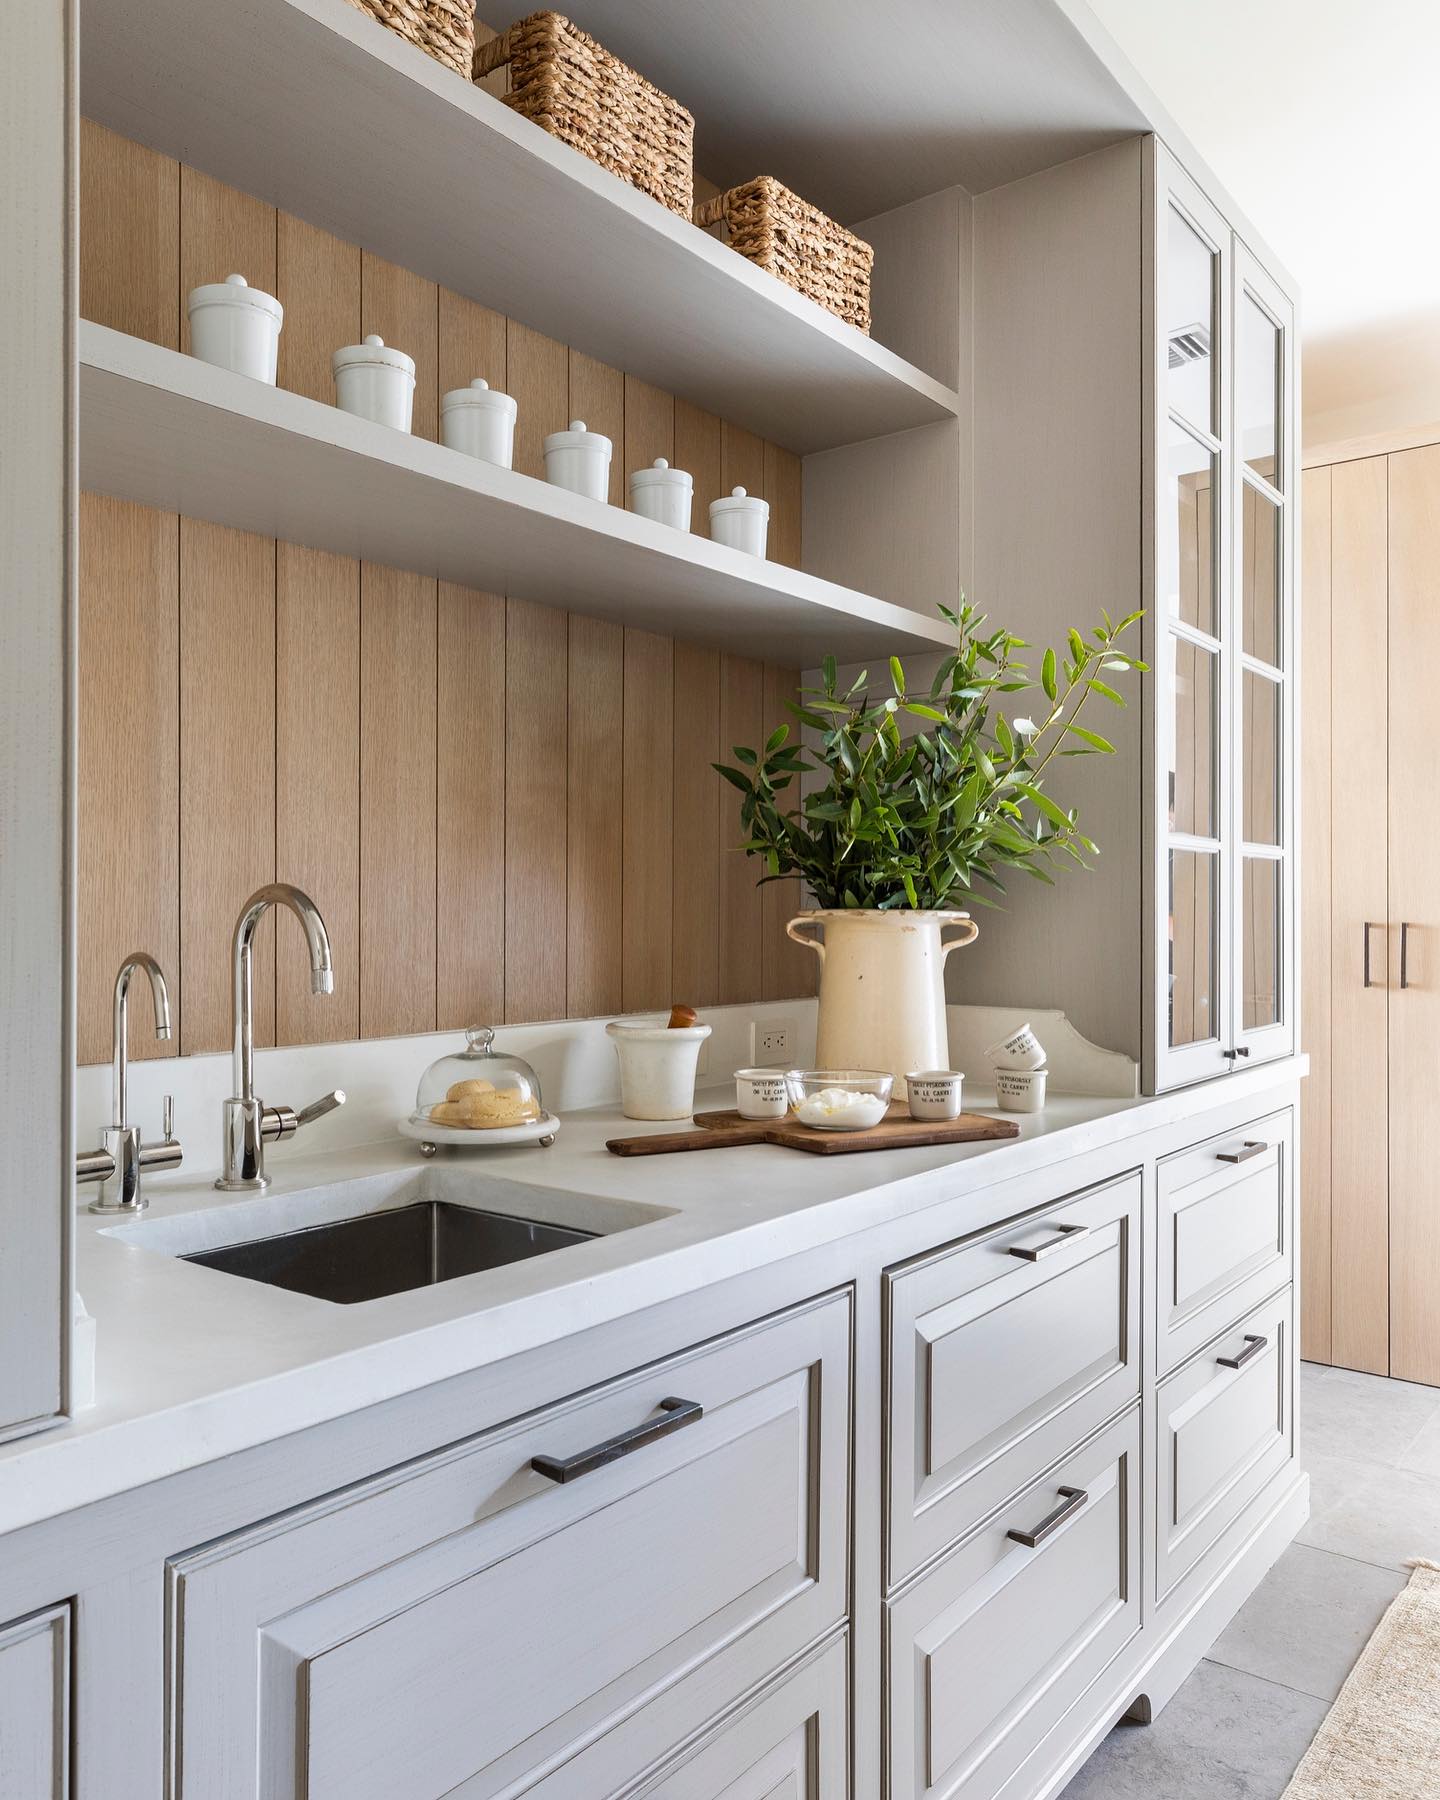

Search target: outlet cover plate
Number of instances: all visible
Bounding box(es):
[750,1017,797,1066]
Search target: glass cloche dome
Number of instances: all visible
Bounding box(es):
[411,1026,545,1130]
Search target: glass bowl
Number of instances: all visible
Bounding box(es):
[783,1069,894,1131]
[412,1026,545,1131]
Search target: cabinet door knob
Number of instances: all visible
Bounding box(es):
[1217,1140,1267,1164]
[1008,1224,1091,1263]
[1217,1333,1268,1371]
[531,1396,703,1484]
[1007,1486,1088,1549]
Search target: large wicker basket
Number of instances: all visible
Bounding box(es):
[340,0,476,79]
[695,177,874,334]
[475,12,694,218]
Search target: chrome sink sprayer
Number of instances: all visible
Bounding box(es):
[216,883,345,1191]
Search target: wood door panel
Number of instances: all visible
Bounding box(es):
[505,599,568,1022]
[1329,455,1389,1375]
[622,629,675,1013]
[761,664,813,1001]
[673,642,722,1008]
[566,613,624,1017]
[1388,445,1440,1383]
[717,656,764,1004]
[79,120,178,347]
[276,213,360,406]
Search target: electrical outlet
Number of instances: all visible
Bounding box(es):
[750,1017,797,1066]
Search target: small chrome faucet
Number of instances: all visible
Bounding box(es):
[76,952,183,1213]
[216,883,346,1192]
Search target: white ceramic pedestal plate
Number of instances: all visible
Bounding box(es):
[397,1114,561,1156]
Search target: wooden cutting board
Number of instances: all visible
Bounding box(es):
[606,1103,1020,1157]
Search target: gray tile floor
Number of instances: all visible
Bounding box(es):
[1061,1362,1440,1799]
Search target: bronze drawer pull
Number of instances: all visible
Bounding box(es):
[1007,1486,1088,1549]
[1217,1333,1268,1371]
[531,1396,703,1483]
[1217,1140,1267,1164]
[1401,921,1414,989]
[1008,1224,1091,1263]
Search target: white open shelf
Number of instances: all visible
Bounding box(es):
[79,0,964,457]
[79,324,953,664]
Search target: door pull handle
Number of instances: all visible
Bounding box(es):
[1363,921,1380,988]
[1217,1333,1268,1371]
[531,1397,703,1483]
[1008,1224,1092,1263]
[1007,1486,1088,1549]
[1401,921,1414,990]
[1217,1140,1267,1165]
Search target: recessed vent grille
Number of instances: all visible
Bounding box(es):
[1168,324,1211,369]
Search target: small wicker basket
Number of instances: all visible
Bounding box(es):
[475,12,694,218]
[340,0,477,79]
[695,177,874,334]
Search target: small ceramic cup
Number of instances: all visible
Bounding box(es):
[994,1067,1047,1113]
[984,1021,1048,1071]
[734,1067,789,1120]
[905,1070,964,1122]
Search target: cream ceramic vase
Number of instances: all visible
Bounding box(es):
[786,909,978,1091]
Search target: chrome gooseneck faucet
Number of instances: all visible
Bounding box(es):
[76,952,183,1213]
[216,883,346,1192]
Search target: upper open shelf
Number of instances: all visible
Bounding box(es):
[79,323,953,664]
[79,0,964,456]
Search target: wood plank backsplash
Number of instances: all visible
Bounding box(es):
[77,120,814,1064]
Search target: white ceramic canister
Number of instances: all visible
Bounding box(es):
[606,1020,712,1121]
[332,334,416,432]
[995,1067,1047,1113]
[544,419,612,502]
[709,486,769,557]
[906,1070,965,1122]
[984,1020,1048,1071]
[628,458,693,531]
[440,378,517,468]
[734,1067,789,1120]
[186,273,283,383]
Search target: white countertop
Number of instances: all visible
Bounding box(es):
[0,1063,1302,1538]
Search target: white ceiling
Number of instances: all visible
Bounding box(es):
[1085,0,1440,441]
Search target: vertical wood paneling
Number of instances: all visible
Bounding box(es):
[178,167,276,359]
[437,584,507,1029]
[675,401,722,540]
[179,520,276,1055]
[505,600,568,1021]
[720,422,767,504]
[566,616,624,1016]
[361,254,439,441]
[623,378,675,509]
[1299,465,1333,1365]
[79,120,178,346]
[77,497,180,1063]
[623,630,674,1012]
[438,289,507,397]
[764,442,803,570]
[359,566,437,1037]
[672,643,721,1007]
[568,352,625,507]
[760,663,814,1000]
[717,655,765,1004]
[276,213,361,405]
[276,544,360,1044]
[508,322,568,481]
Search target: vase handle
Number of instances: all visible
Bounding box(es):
[786,917,825,963]
[941,917,979,959]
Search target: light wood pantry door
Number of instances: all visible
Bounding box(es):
[1327,456,1389,1377]
[1388,445,1440,1384]
[1299,464,1332,1362]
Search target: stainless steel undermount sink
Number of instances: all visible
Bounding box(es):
[180,1201,598,1304]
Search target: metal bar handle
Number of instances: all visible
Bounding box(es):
[1364,921,1378,988]
[1217,1140,1267,1165]
[532,1397,704,1484]
[1401,922,1413,990]
[1008,1224,1092,1263]
[1217,1333,1268,1371]
[1007,1485,1088,1549]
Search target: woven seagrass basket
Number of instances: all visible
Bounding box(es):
[475,12,694,217]
[695,176,874,333]
[340,0,476,79]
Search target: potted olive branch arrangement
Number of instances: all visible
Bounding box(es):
[714,597,1145,1086]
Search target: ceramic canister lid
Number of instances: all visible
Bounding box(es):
[441,377,518,415]
[709,484,769,516]
[628,457,693,491]
[543,419,612,454]
[331,333,416,376]
[186,272,283,323]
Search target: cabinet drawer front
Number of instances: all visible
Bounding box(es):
[170,1293,851,1800]
[886,1173,1140,1585]
[0,1606,68,1800]
[1157,1110,1293,1371]
[886,1408,1140,1800]
[1155,1286,1294,1603]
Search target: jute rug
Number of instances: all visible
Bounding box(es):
[1283,1559,1440,1798]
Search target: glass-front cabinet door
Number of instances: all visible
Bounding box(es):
[1147,150,1296,1090]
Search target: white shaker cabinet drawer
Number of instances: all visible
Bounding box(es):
[885,1407,1140,1800]
[1155,1286,1294,1604]
[168,1292,851,1800]
[1156,1110,1293,1372]
[0,1605,69,1800]
[885,1172,1140,1585]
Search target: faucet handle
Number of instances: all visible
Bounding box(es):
[297,1089,346,1128]
[261,1089,346,1145]
[162,1094,175,1143]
